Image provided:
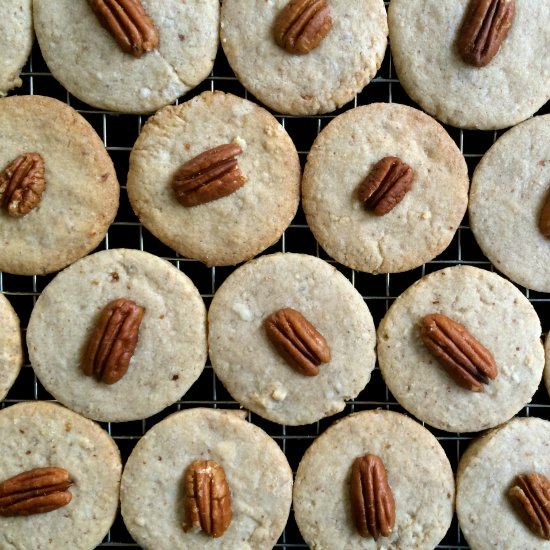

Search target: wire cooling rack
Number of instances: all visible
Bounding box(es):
[1,9,550,550]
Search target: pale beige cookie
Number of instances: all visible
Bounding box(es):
[0,401,121,550]
[378,265,544,433]
[33,0,219,114]
[26,249,207,422]
[545,332,550,398]
[294,410,454,549]
[120,407,293,550]
[220,0,387,115]
[302,103,469,274]
[388,0,550,130]
[457,416,550,549]
[469,114,550,292]
[127,91,300,267]
[0,0,33,96]
[0,95,119,276]
[208,252,376,425]
[0,293,23,400]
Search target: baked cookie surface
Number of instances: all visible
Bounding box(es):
[0,293,23,400]
[302,103,468,273]
[26,248,207,422]
[0,95,119,275]
[220,0,388,115]
[127,91,300,266]
[388,0,550,129]
[120,408,293,550]
[378,265,544,433]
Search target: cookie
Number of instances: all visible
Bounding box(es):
[33,0,219,114]
[0,0,33,96]
[293,409,454,549]
[469,114,550,292]
[120,407,293,549]
[378,265,544,433]
[388,0,550,130]
[545,332,550,398]
[0,401,121,550]
[208,252,376,425]
[0,95,119,276]
[26,248,207,422]
[302,103,469,273]
[220,0,387,115]
[0,293,23,400]
[127,91,301,267]
[457,416,550,549]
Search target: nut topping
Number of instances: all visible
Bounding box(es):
[358,156,414,216]
[183,460,232,538]
[274,0,333,54]
[82,298,144,384]
[351,454,395,539]
[456,0,515,67]
[539,187,550,239]
[172,143,247,207]
[0,153,45,218]
[88,0,159,58]
[420,313,497,392]
[264,307,331,376]
[0,467,72,517]
[508,473,550,540]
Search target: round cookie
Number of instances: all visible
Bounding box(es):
[457,416,550,549]
[208,252,376,425]
[33,0,219,114]
[388,0,550,130]
[120,407,293,550]
[378,265,544,433]
[127,91,301,266]
[0,401,121,550]
[469,114,550,293]
[0,293,23,400]
[26,248,207,422]
[0,0,33,96]
[0,95,119,276]
[293,410,454,549]
[545,332,550,398]
[302,103,469,274]
[220,0,387,115]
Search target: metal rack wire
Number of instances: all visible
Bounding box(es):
[1,9,549,549]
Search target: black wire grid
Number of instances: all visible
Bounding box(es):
[1,8,549,549]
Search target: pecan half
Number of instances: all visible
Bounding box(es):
[172,143,247,207]
[82,298,144,384]
[351,454,395,539]
[183,460,232,538]
[88,0,159,58]
[508,473,550,540]
[539,187,550,239]
[456,0,515,67]
[420,313,497,392]
[264,307,331,376]
[273,0,333,54]
[0,467,72,517]
[358,156,414,216]
[0,153,45,218]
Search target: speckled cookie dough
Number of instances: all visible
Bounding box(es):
[220,0,388,115]
[127,91,301,267]
[0,0,33,96]
[26,249,207,422]
[0,95,119,276]
[294,409,454,549]
[302,103,469,274]
[33,0,219,113]
[457,416,550,549]
[120,408,293,550]
[378,265,544,433]
[388,0,550,130]
[208,252,376,425]
[469,114,550,292]
[0,293,23,400]
[544,332,550,398]
[0,401,121,550]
